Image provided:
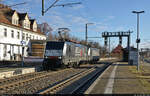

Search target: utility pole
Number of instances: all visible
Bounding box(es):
[85,23,94,61]
[42,0,44,16]
[109,37,111,58]
[132,10,144,71]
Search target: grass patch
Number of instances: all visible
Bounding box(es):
[129,66,140,74]
[139,79,150,91]
[129,65,150,92]
[137,76,150,79]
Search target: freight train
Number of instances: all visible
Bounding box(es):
[42,41,100,70]
[0,40,100,69]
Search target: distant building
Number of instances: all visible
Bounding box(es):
[111,44,123,59]
[140,48,150,58]
[0,4,46,61]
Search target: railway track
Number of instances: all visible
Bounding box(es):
[0,64,95,94]
[39,67,96,94]
[38,63,111,94]
[0,71,47,86]
[71,63,110,94]
[0,68,73,94]
[0,62,113,94]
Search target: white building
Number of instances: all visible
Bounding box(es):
[0,4,46,61]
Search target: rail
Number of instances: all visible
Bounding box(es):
[39,67,96,94]
[0,68,73,93]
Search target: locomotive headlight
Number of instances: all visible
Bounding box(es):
[45,56,48,59]
[58,56,62,59]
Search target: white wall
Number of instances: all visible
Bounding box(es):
[0,44,2,60]
[0,23,46,61]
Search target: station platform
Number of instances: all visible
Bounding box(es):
[85,61,150,94]
[0,58,43,79]
[0,67,37,79]
[0,63,43,79]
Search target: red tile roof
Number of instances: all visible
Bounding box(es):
[112,44,123,53]
[18,13,27,20]
[0,3,45,36]
[30,19,35,25]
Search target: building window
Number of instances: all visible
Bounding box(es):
[17,32,20,39]
[30,35,32,39]
[18,46,20,54]
[3,45,7,57]
[26,34,28,40]
[11,30,14,38]
[27,24,29,28]
[14,19,16,24]
[4,28,7,37]
[22,33,25,40]
[33,27,37,31]
[12,18,18,25]
[13,19,15,24]
[16,20,18,25]
[24,22,26,28]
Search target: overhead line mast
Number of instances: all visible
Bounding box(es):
[42,0,82,16]
[42,0,60,16]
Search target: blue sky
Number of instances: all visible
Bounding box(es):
[2,0,150,49]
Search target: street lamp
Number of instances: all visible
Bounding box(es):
[20,30,30,67]
[132,10,144,71]
[85,23,94,62]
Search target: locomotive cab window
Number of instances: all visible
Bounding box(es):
[46,42,64,50]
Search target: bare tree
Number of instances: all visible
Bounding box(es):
[38,22,53,40]
[71,36,79,41]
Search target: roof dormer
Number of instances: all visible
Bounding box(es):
[18,13,31,29]
[11,10,19,25]
[30,19,37,31]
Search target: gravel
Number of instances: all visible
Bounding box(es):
[2,65,95,94]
